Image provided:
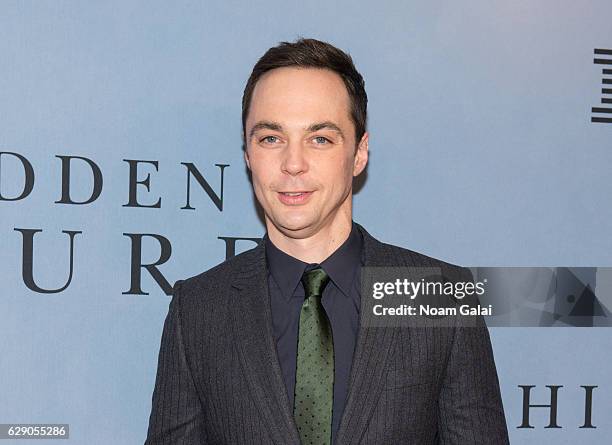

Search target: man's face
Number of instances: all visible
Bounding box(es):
[244,67,368,239]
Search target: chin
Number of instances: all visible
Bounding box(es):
[271,214,319,237]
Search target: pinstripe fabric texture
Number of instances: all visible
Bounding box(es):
[144,222,509,444]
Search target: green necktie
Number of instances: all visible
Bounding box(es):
[294,266,334,445]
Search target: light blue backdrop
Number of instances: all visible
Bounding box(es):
[1,1,611,443]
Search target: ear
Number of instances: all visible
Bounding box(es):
[244,149,251,170]
[352,131,369,177]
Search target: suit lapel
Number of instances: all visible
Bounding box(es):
[335,223,399,445]
[230,243,301,445]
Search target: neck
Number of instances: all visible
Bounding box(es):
[266,208,353,264]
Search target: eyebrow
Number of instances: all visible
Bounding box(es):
[248,120,345,140]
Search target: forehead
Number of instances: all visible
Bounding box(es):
[248,67,352,127]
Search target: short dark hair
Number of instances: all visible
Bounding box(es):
[241,37,367,151]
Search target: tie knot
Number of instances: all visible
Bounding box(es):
[301,266,330,298]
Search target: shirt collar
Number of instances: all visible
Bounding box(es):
[264,221,363,301]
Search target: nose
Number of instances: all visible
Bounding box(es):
[280,141,308,176]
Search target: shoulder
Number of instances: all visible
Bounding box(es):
[363,230,481,326]
[358,223,472,282]
[385,241,469,279]
[172,242,263,302]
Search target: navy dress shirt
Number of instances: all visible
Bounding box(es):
[264,221,363,445]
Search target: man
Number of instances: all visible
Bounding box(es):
[145,38,509,444]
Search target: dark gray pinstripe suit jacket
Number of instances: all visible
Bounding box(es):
[145,223,509,444]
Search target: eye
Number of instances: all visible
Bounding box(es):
[313,136,331,144]
[260,135,280,144]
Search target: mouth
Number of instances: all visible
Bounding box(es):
[277,191,314,205]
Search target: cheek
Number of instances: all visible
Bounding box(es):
[335,155,356,183]
[249,155,276,184]
[319,152,351,175]
[317,158,353,198]
[248,165,271,200]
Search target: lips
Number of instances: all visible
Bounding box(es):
[277,191,313,205]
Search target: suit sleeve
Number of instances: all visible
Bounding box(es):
[145,280,208,444]
[437,268,510,445]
